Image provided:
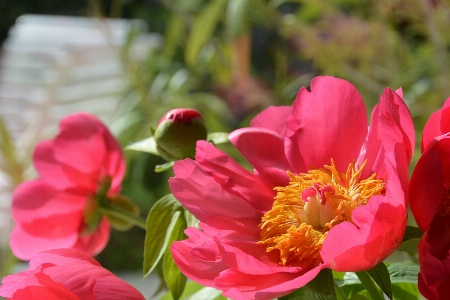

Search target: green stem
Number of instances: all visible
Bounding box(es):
[99,202,147,230]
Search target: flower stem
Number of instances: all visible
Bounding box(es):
[99,202,147,230]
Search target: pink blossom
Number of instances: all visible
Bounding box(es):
[169,76,414,299]
[409,98,450,300]
[0,248,145,300]
[10,113,125,260]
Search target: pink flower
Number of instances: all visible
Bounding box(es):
[169,76,414,299]
[10,113,125,260]
[0,248,145,300]
[409,98,450,300]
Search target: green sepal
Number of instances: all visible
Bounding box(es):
[82,195,102,235]
[155,161,175,173]
[207,132,229,145]
[125,136,160,156]
[103,195,141,231]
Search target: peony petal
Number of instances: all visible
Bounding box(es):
[33,140,99,191]
[12,180,86,224]
[216,237,301,275]
[195,140,277,212]
[10,227,78,261]
[422,97,450,152]
[217,265,326,300]
[170,158,261,222]
[285,76,367,173]
[73,219,111,257]
[94,276,145,300]
[229,129,290,187]
[170,228,228,287]
[417,215,450,300]
[53,115,107,174]
[409,144,446,231]
[250,105,292,137]
[360,89,414,189]
[29,248,101,269]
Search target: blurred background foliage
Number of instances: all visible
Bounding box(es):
[2,0,450,274]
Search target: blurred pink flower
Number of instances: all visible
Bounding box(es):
[169,76,414,299]
[410,98,450,300]
[10,113,125,260]
[0,248,145,300]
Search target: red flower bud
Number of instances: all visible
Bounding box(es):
[154,108,207,161]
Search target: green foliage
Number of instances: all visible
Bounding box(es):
[143,194,184,277]
[397,226,423,253]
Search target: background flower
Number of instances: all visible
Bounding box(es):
[169,76,414,299]
[10,113,125,260]
[0,248,145,300]
[409,97,450,300]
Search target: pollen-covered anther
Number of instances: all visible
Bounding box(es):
[259,159,385,266]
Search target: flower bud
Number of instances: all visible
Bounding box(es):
[154,108,207,161]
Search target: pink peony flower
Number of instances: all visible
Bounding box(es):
[409,98,450,300]
[10,113,125,260]
[0,248,145,300]
[169,76,414,299]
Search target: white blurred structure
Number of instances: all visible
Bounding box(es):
[0,14,160,254]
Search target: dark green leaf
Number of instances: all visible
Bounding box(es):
[401,226,423,242]
[278,288,306,300]
[143,194,183,277]
[303,268,337,300]
[355,271,384,300]
[163,212,188,300]
[366,263,392,300]
[397,238,421,253]
[387,263,419,284]
[397,226,423,253]
[185,0,228,66]
[126,137,160,156]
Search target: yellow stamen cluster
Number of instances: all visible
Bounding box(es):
[259,160,385,266]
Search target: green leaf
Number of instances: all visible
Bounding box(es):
[397,238,421,253]
[125,137,159,156]
[387,263,419,284]
[163,212,188,300]
[278,288,305,300]
[143,194,183,277]
[207,132,229,145]
[159,281,221,300]
[366,263,392,300]
[185,0,228,66]
[401,226,423,241]
[355,271,384,300]
[391,282,419,300]
[226,0,250,38]
[303,268,337,300]
[186,287,224,300]
[397,226,423,253]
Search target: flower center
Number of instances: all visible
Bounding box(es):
[258,160,385,266]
